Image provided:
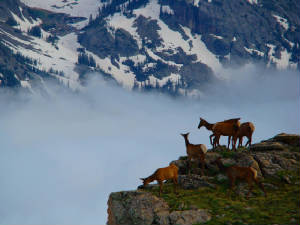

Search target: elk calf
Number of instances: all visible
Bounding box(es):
[140,164,178,196]
[213,157,266,199]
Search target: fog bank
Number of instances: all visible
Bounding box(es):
[0,66,299,225]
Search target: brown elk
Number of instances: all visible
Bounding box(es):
[140,164,178,196]
[232,122,255,148]
[180,133,207,176]
[213,157,267,199]
[198,117,241,149]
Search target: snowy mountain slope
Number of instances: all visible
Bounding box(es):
[0,0,299,95]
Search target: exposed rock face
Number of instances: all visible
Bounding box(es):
[178,174,216,189]
[171,134,300,178]
[107,190,211,225]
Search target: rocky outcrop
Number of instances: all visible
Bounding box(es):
[107,191,211,225]
[107,134,299,225]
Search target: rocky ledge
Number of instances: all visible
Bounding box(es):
[107,191,211,225]
[107,134,300,225]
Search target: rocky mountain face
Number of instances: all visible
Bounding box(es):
[107,133,300,225]
[0,0,299,95]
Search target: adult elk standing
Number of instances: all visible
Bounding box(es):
[213,157,267,199]
[232,122,255,148]
[198,117,241,150]
[181,133,207,176]
[140,164,178,197]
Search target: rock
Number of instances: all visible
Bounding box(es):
[281,175,292,184]
[107,190,211,225]
[169,209,211,225]
[216,174,228,182]
[107,191,169,225]
[273,133,300,147]
[250,141,287,151]
[178,175,216,189]
[253,153,283,177]
[203,152,221,171]
[263,183,279,190]
[170,159,188,175]
[234,153,262,176]
[137,184,159,191]
[253,151,299,178]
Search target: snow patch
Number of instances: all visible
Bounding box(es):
[182,26,222,73]
[10,10,42,33]
[148,73,180,88]
[244,47,264,57]
[120,55,147,66]
[210,34,223,39]
[20,0,100,18]
[108,13,142,48]
[266,44,291,70]
[247,0,258,5]
[161,5,174,15]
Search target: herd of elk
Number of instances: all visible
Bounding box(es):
[140,117,265,199]
[198,117,255,150]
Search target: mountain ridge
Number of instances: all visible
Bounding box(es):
[0,0,299,95]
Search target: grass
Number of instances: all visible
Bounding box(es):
[146,170,300,225]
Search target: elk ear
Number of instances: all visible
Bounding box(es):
[180,133,184,136]
[200,117,203,120]
[140,178,145,181]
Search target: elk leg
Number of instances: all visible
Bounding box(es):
[232,137,237,151]
[158,180,163,197]
[209,134,214,146]
[173,177,178,195]
[245,136,252,148]
[227,136,231,149]
[187,158,192,176]
[238,137,243,148]
[228,176,236,197]
[246,179,254,199]
[254,178,267,197]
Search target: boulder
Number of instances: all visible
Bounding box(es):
[107,190,211,225]
[168,209,211,225]
[250,141,287,151]
[178,175,216,189]
[107,191,169,225]
[273,133,300,147]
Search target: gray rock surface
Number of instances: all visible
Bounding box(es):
[107,190,211,225]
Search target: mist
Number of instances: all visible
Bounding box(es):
[0,65,299,225]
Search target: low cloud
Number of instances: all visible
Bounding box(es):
[0,65,299,225]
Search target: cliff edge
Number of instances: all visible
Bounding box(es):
[107,133,300,225]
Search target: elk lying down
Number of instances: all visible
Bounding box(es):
[213,157,267,199]
[140,164,178,196]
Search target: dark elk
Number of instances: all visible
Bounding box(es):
[213,157,267,199]
[232,122,255,149]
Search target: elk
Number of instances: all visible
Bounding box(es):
[232,122,255,148]
[213,157,267,199]
[140,164,178,196]
[198,117,241,149]
[180,133,207,176]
